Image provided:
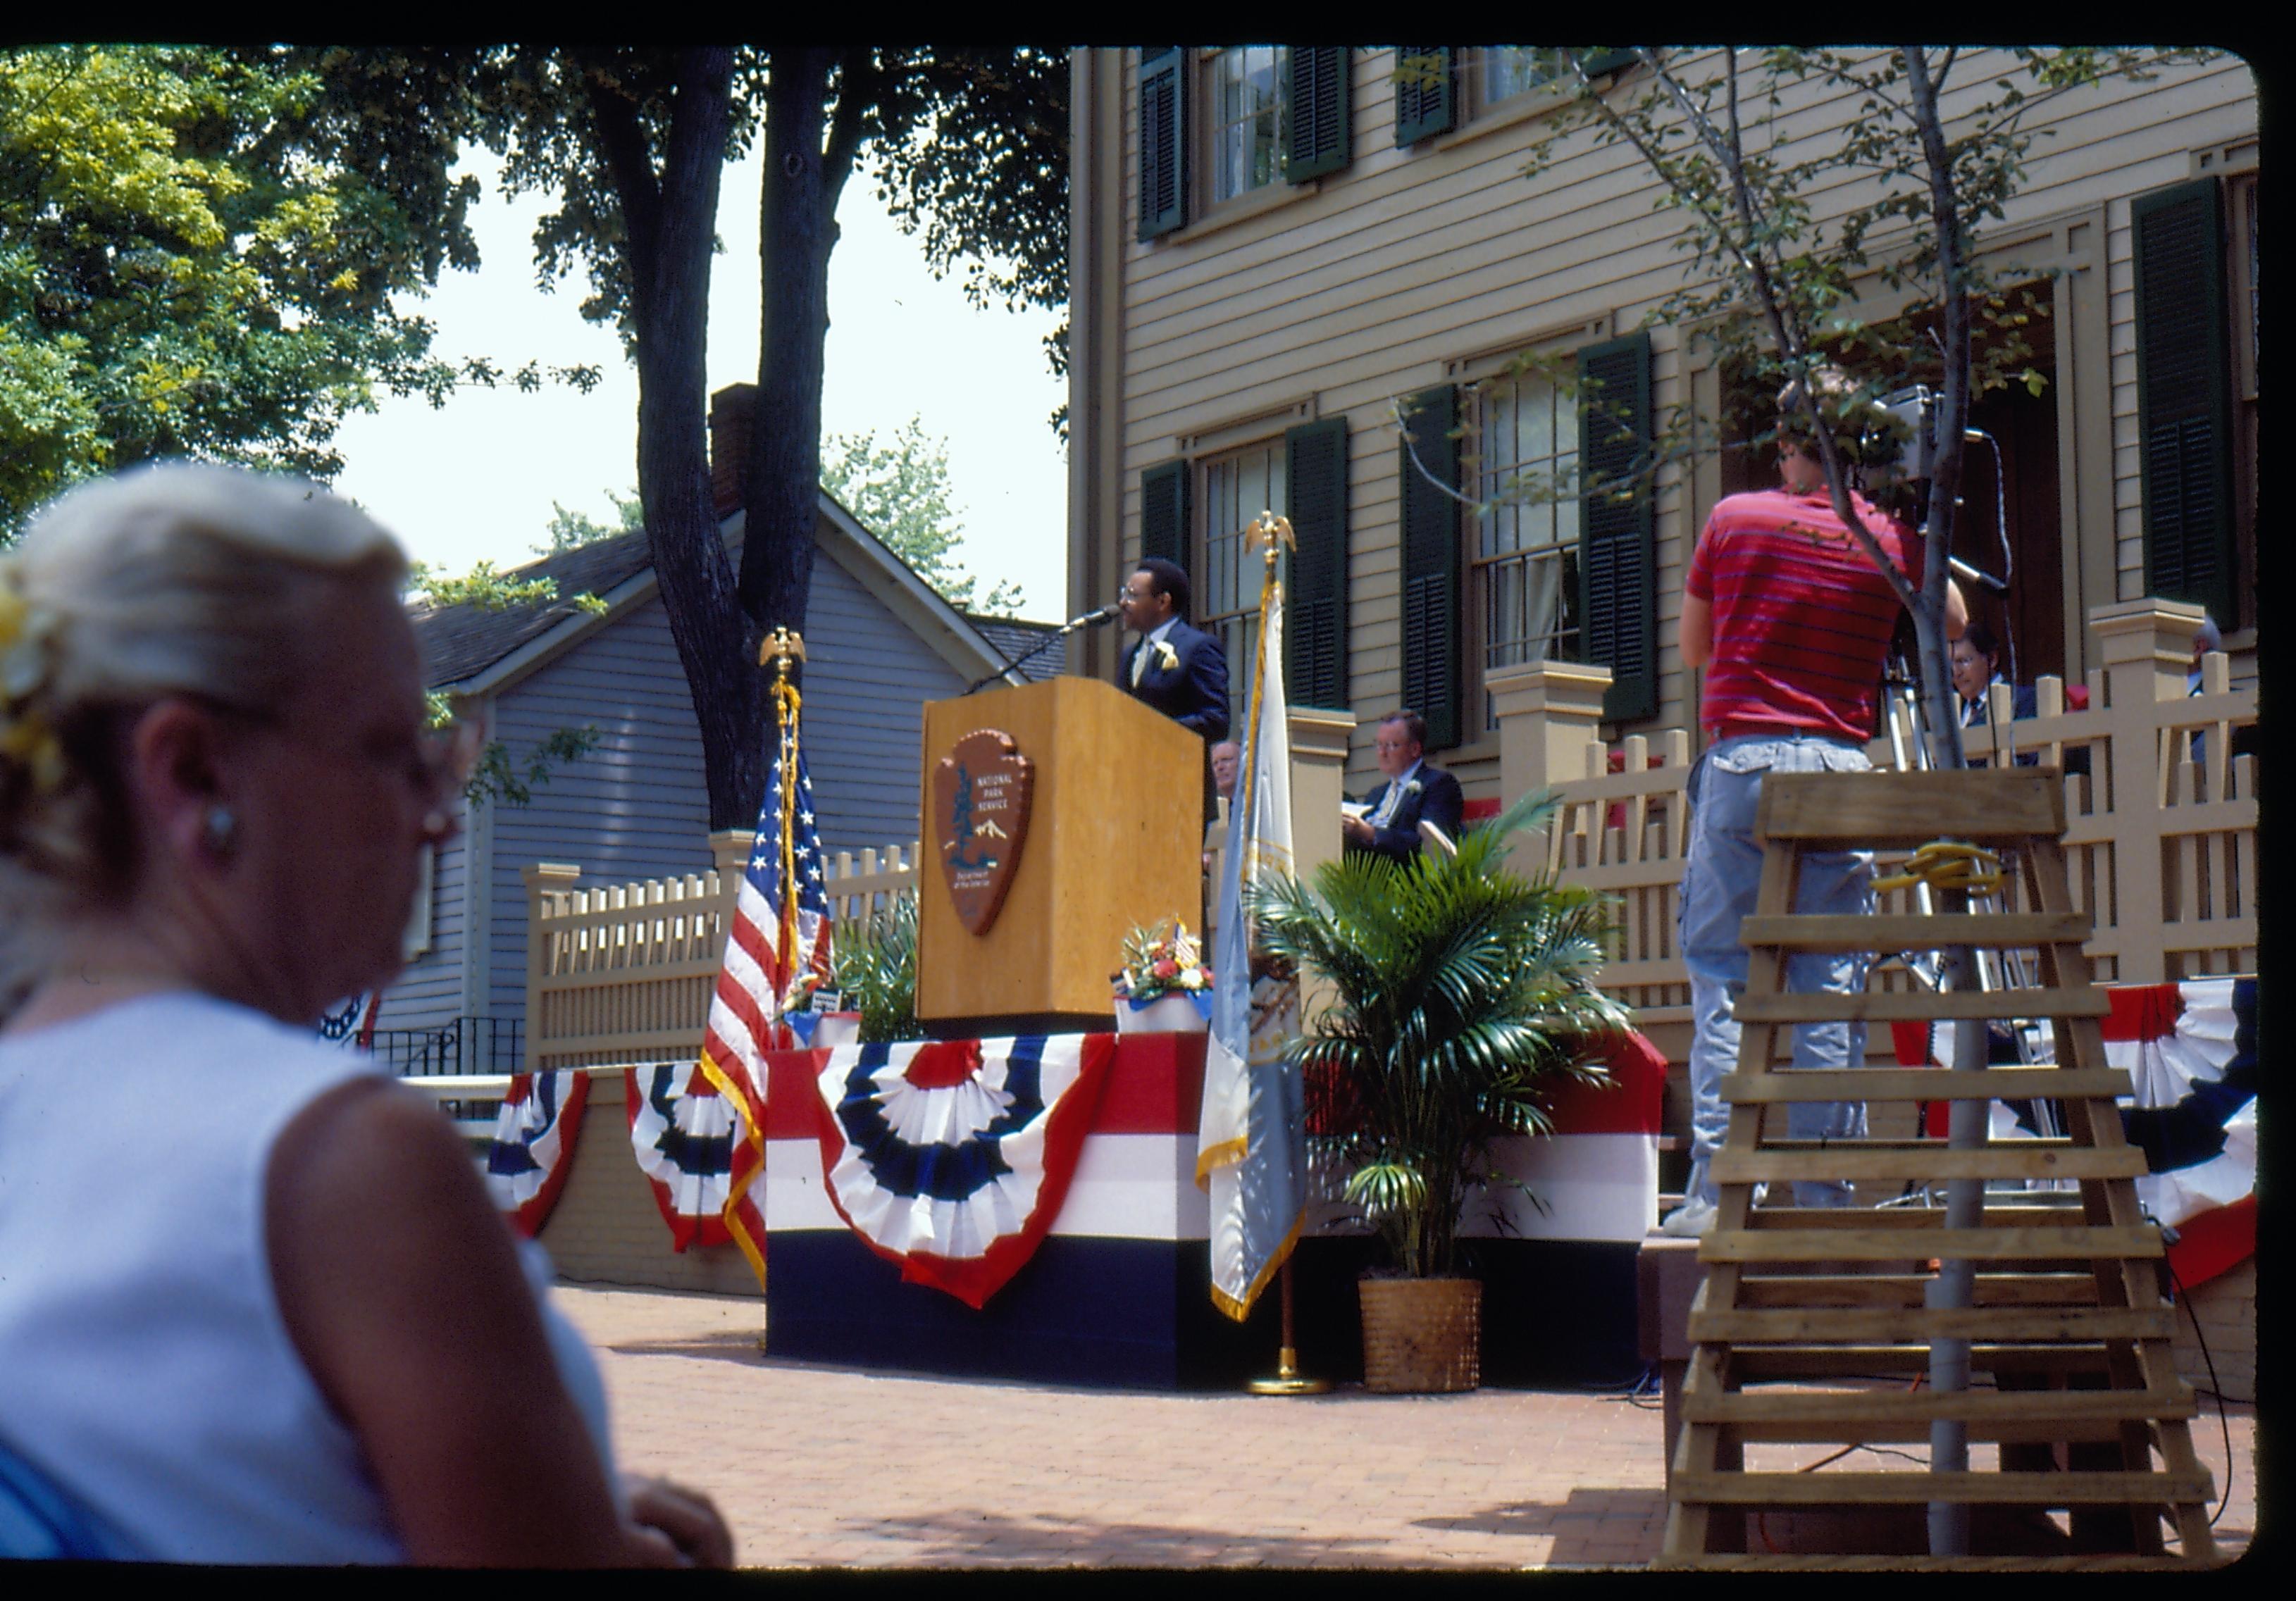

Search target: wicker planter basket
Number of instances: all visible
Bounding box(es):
[1358,1275,1481,1393]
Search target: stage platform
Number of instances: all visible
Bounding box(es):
[757,1032,1661,1390]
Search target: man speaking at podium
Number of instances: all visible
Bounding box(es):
[1117,559,1229,743]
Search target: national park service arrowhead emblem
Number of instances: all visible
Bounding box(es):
[932,728,1034,935]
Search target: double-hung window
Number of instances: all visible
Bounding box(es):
[1470,373,1582,731]
[1200,440,1287,730]
[1472,46,1572,108]
[1395,330,1653,750]
[1393,47,1637,147]
[1206,46,1291,204]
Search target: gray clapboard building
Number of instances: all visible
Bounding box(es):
[375,390,1060,1070]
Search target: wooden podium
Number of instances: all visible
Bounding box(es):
[917,676,1205,1031]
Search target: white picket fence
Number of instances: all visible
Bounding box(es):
[522,841,916,1073]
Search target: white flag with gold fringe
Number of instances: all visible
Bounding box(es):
[1197,515,1304,1321]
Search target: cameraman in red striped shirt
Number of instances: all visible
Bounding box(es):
[1659,372,1966,1237]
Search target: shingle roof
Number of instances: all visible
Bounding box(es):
[409,528,662,690]
[408,516,1042,694]
[967,616,1067,683]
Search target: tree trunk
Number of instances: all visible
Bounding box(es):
[743,46,841,637]
[1906,49,1973,776]
[607,47,767,831]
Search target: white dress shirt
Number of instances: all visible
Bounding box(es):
[1367,759,1427,828]
[1131,617,1179,687]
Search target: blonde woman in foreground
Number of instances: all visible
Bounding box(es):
[0,465,732,1566]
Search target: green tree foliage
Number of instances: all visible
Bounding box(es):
[407,554,609,811]
[819,416,1022,616]
[459,723,602,811]
[537,486,644,554]
[0,45,595,535]
[476,46,1067,828]
[862,48,1071,439]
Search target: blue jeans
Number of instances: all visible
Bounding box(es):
[1679,733,1878,1209]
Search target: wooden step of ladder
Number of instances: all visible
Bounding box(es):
[1658,768,2221,1569]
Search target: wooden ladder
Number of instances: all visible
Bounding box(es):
[1657,768,2220,1570]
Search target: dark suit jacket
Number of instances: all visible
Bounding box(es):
[1347,763,1466,862]
[1961,678,2044,768]
[1120,620,1230,744]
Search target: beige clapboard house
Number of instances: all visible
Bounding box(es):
[1063,47,2259,801]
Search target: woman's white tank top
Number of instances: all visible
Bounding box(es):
[0,991,617,1562]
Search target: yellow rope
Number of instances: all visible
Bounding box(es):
[774,675,803,992]
[1870,839,2003,897]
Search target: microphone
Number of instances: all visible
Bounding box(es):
[1948,555,2009,595]
[1058,602,1122,634]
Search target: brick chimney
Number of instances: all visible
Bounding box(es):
[709,382,757,518]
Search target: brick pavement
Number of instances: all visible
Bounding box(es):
[555,1284,2259,1571]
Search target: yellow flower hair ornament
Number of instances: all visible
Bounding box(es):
[0,557,67,796]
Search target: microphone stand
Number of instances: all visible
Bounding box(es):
[962,611,1117,694]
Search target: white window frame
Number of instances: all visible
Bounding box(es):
[1201,45,1291,206]
[1467,46,1573,113]
[1465,368,1581,731]
[402,840,436,960]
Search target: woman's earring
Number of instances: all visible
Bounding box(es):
[201,805,239,861]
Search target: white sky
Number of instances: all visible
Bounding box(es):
[330,148,1069,621]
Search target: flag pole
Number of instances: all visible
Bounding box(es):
[1232,511,1329,1399]
[1248,1258,1331,1395]
[761,627,807,1035]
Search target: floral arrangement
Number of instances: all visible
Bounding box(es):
[1112,919,1215,1005]
[781,970,838,1016]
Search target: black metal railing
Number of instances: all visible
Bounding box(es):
[367,1016,526,1078]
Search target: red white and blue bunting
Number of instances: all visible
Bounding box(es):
[812,1035,1116,1309]
[315,992,379,1051]
[627,1063,765,1253]
[1893,978,2256,1288]
[2109,978,2255,1288]
[484,1070,591,1238]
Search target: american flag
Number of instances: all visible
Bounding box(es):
[692,716,834,1288]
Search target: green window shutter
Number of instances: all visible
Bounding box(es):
[1286,47,1351,182]
[1284,416,1351,709]
[1140,459,1191,578]
[1575,48,1638,79]
[1577,330,1657,723]
[1398,385,1463,749]
[1393,46,1454,147]
[1137,48,1189,241]
[2133,178,2238,630]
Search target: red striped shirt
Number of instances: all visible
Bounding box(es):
[1687,489,1921,744]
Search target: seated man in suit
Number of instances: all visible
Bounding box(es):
[1342,711,1465,862]
[1117,558,1230,744]
[1950,621,2049,770]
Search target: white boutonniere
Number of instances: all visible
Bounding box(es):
[1152,640,1180,672]
[1402,779,1423,798]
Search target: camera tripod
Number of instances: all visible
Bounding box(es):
[1874,651,2069,1197]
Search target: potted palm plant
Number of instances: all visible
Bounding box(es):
[829,889,923,1044]
[1251,789,1623,1393]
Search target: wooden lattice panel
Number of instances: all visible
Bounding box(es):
[1657,768,2219,1569]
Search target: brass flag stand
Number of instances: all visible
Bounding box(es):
[1248,1260,1331,1395]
